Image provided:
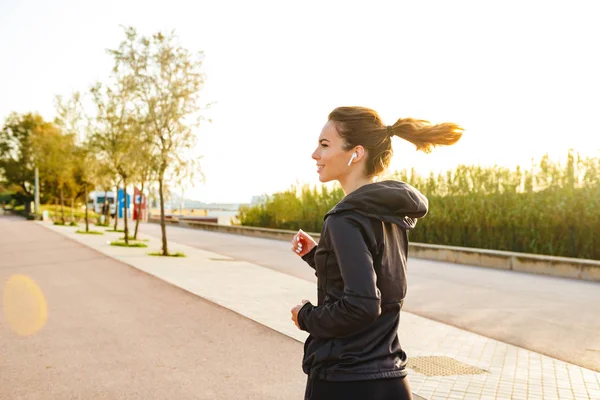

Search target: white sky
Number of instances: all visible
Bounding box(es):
[1,0,598,203]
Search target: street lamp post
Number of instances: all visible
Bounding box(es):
[34,166,40,214]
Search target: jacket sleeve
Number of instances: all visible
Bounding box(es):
[297,214,381,339]
[301,246,317,270]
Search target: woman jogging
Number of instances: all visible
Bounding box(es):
[290,106,463,400]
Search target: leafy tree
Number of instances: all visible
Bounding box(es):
[31,128,76,224]
[0,113,53,212]
[108,26,207,255]
[131,128,158,240]
[90,80,140,243]
[54,92,96,228]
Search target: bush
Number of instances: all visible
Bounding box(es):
[0,191,14,204]
[238,184,344,233]
[40,204,99,221]
[238,151,600,260]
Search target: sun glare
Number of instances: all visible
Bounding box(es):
[3,275,48,336]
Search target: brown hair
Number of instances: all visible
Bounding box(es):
[328,106,463,177]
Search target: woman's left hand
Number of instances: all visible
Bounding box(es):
[291,300,310,329]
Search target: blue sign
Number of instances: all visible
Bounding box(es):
[117,189,132,219]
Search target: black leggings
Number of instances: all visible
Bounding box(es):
[304,376,413,400]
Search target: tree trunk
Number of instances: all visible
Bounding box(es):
[71,198,74,223]
[85,185,89,232]
[113,183,119,231]
[158,177,168,256]
[60,186,65,224]
[123,179,129,245]
[103,190,109,225]
[134,180,145,240]
[54,197,58,222]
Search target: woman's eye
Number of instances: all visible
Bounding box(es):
[320,143,328,148]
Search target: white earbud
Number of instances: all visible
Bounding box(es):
[347,152,357,166]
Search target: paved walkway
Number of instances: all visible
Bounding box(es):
[138,222,600,373]
[34,221,600,399]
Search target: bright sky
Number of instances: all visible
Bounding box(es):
[1,0,598,204]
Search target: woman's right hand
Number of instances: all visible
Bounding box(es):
[291,229,317,257]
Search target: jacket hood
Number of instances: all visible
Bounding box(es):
[325,180,428,230]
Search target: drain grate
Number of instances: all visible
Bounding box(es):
[407,356,487,377]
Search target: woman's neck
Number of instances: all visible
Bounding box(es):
[339,174,374,196]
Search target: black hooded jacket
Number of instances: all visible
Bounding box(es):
[297,180,428,381]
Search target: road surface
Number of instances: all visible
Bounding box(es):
[0,216,309,400]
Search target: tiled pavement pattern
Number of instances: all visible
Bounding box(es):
[399,312,600,399]
[41,222,600,400]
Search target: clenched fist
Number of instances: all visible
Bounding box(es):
[291,229,317,257]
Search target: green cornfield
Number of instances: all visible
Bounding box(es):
[238,151,600,260]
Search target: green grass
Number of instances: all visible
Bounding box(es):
[105,229,124,233]
[52,220,79,226]
[110,240,148,248]
[119,235,149,241]
[148,251,186,257]
[76,230,104,235]
[96,223,110,227]
[40,204,99,221]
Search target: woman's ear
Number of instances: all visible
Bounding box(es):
[347,146,366,166]
[355,146,366,161]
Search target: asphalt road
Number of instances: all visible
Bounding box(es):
[0,216,309,400]
[138,222,600,373]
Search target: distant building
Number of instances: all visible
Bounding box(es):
[88,191,117,216]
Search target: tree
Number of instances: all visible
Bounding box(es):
[55,92,95,228]
[71,143,100,231]
[31,130,76,224]
[94,161,116,224]
[109,26,207,255]
[117,120,142,244]
[131,128,158,240]
[0,113,48,212]
[89,80,140,243]
[1,113,76,218]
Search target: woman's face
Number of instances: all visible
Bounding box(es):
[311,121,354,183]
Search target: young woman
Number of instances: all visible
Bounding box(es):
[290,106,463,400]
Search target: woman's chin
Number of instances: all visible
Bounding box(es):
[318,174,332,183]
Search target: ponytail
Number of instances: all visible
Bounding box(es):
[328,106,463,176]
[390,118,463,153]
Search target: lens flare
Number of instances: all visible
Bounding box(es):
[3,275,48,336]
